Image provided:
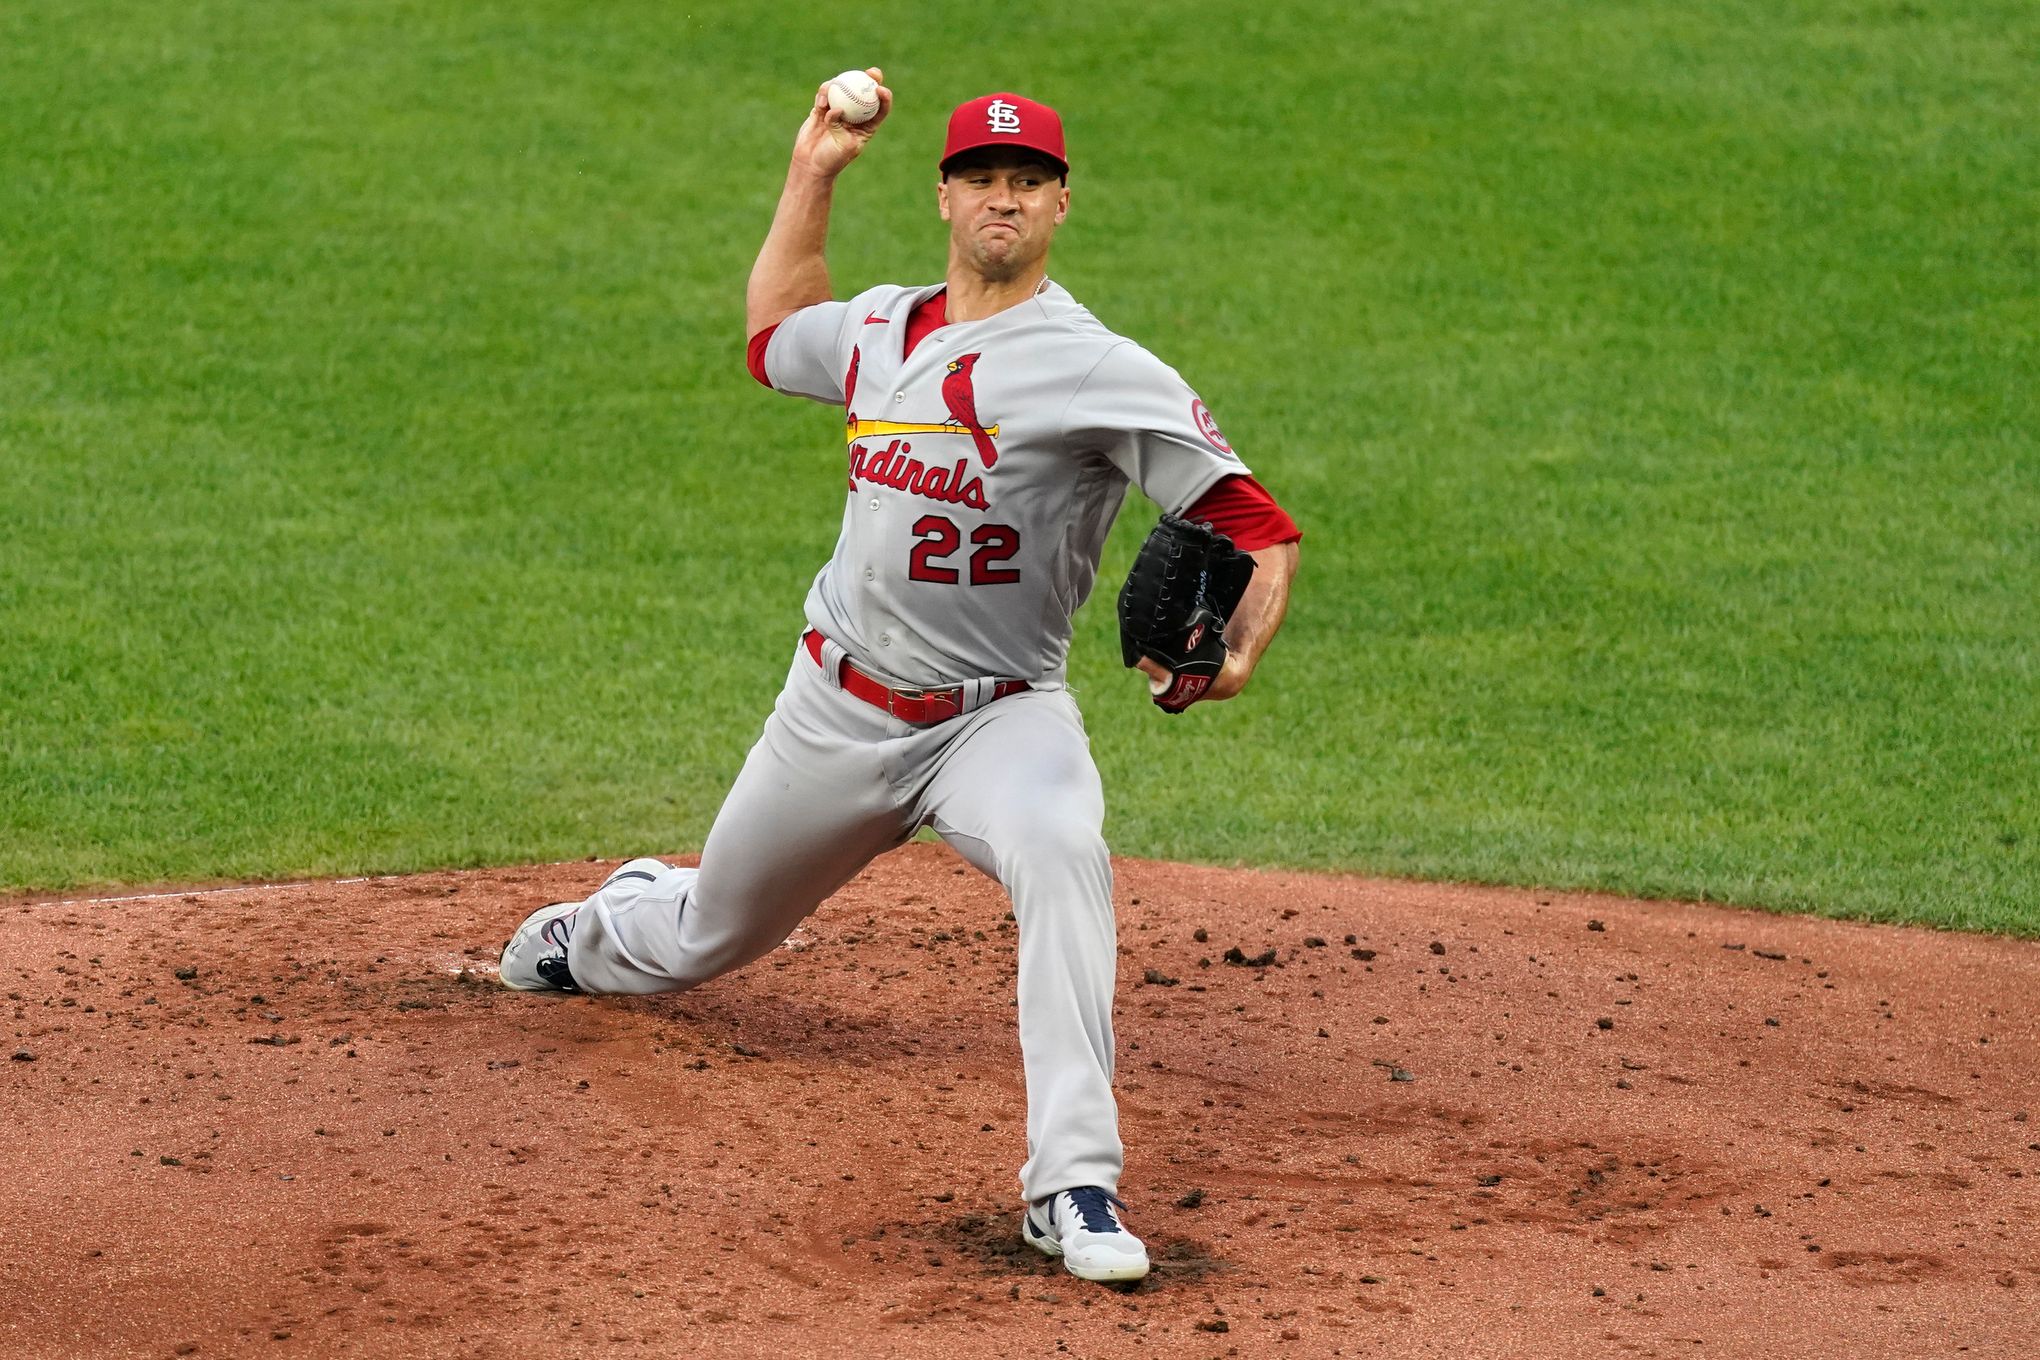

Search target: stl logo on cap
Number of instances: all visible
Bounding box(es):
[941,93,1068,176]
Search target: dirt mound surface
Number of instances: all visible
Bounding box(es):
[4,845,2036,1358]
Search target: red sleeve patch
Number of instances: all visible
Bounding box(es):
[1192,399,1235,455]
[746,323,780,388]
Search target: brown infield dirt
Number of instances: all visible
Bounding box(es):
[3,844,2036,1360]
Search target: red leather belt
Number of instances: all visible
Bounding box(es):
[803,629,1029,725]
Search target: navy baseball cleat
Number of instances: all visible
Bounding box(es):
[498,902,581,992]
[1022,1187,1150,1282]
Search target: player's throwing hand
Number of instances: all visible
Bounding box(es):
[794,67,892,178]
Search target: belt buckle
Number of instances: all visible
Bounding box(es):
[890,683,962,724]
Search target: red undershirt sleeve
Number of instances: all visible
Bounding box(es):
[1182,474,1302,552]
[745,323,780,388]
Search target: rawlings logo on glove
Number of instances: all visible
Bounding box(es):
[1117,513,1256,713]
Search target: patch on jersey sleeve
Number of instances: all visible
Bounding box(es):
[1192,399,1236,456]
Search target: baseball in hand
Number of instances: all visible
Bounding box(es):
[827,69,882,125]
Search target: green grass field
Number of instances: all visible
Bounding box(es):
[3,2,2034,930]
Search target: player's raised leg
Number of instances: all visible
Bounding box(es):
[501,654,912,995]
[915,688,1147,1281]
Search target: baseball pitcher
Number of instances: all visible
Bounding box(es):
[499,72,1302,1284]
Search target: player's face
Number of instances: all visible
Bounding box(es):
[939,153,1069,283]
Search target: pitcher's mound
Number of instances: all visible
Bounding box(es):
[4,844,2035,1358]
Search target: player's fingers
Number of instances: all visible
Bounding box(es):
[800,87,837,138]
[810,96,850,134]
[1134,657,1170,692]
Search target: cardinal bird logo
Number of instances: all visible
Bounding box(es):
[841,350,1003,473]
[940,352,1000,468]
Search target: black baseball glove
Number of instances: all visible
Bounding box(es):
[1117,513,1257,713]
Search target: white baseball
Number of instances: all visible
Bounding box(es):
[827,70,882,125]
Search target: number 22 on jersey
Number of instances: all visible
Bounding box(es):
[908,515,1021,585]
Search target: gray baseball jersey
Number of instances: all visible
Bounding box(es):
[764,279,1250,686]
[528,277,1258,1212]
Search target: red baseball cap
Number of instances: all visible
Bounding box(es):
[940,93,1069,178]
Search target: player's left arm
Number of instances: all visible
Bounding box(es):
[1067,344,1302,704]
[1207,538,1299,701]
[1132,474,1301,702]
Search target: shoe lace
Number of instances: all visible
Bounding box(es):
[1063,1187,1126,1235]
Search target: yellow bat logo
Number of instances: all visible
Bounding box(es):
[846,418,1000,444]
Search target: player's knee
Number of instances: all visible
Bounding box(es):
[999,811,1108,878]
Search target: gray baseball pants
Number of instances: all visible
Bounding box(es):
[562,641,1124,1203]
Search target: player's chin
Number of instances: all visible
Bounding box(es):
[968,241,1030,282]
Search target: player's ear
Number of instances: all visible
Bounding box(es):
[937,178,952,222]
[1055,183,1069,224]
